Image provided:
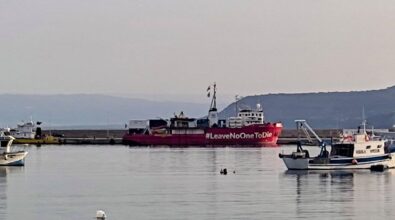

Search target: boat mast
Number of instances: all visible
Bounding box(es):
[362,106,367,134]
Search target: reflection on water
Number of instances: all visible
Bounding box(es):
[282,169,395,219]
[0,167,8,219]
[0,145,395,219]
[0,166,24,220]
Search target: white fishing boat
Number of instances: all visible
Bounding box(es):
[5,120,60,145]
[10,120,38,139]
[0,132,28,166]
[279,120,395,170]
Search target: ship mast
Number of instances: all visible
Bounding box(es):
[207,83,218,127]
[209,83,217,111]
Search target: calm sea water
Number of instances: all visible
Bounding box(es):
[0,145,395,219]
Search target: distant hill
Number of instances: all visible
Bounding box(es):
[219,86,395,129]
[2,86,395,129]
[0,94,208,128]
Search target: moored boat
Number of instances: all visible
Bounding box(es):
[123,84,283,146]
[0,132,28,166]
[8,120,60,145]
[279,120,395,170]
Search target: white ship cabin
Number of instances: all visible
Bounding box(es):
[10,121,36,139]
[330,133,387,158]
[227,104,265,128]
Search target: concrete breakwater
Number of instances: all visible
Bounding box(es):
[39,129,342,145]
[43,129,125,145]
[276,129,342,145]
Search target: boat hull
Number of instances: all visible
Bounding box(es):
[0,151,28,166]
[123,124,282,146]
[282,154,395,170]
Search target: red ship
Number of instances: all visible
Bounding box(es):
[122,84,283,146]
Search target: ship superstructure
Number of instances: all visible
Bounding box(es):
[123,84,283,146]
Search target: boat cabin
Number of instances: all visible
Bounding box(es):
[331,134,386,158]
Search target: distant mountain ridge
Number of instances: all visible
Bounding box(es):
[2,86,395,129]
[0,94,209,128]
[219,86,395,129]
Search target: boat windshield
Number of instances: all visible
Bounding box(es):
[330,144,354,157]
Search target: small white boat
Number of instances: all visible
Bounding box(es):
[279,120,395,170]
[0,132,28,166]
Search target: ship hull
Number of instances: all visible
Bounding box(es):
[123,123,282,147]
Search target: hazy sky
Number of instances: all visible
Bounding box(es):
[1,0,395,100]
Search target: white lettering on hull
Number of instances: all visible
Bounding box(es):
[206,132,273,140]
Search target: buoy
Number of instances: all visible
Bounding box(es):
[96,210,106,219]
[351,159,358,165]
